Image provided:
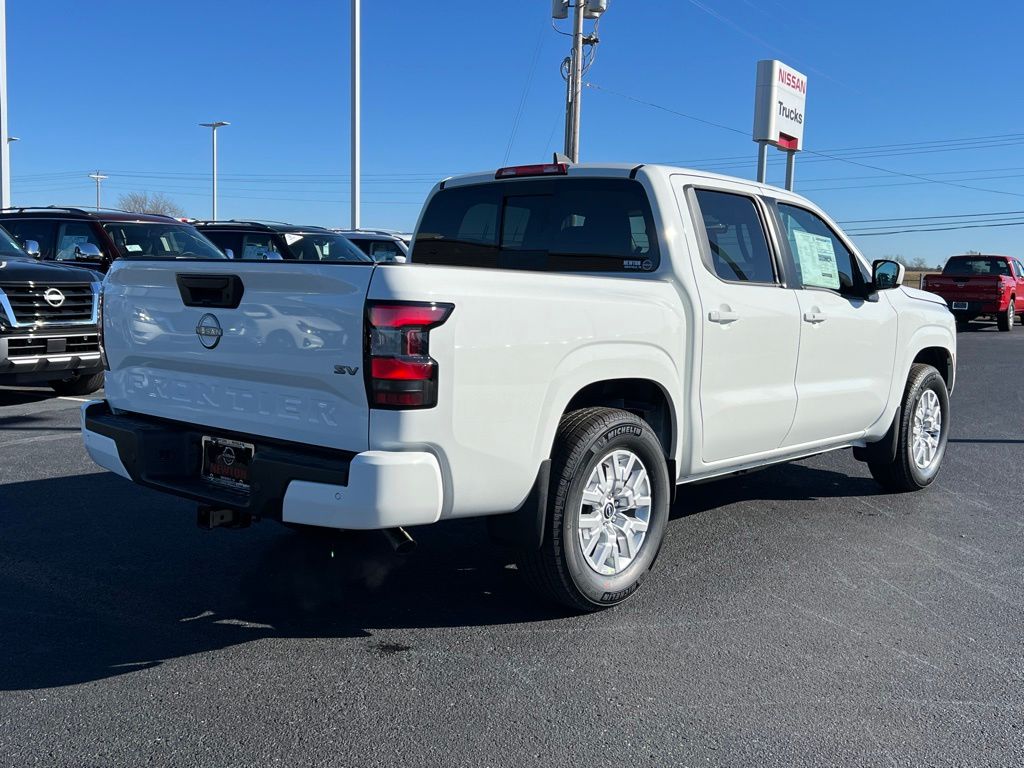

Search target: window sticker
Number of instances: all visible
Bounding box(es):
[793,230,839,290]
[242,244,270,260]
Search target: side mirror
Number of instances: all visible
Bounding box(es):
[224,248,235,259]
[23,239,40,258]
[74,242,103,261]
[872,259,905,290]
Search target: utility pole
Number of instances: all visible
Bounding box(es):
[556,0,607,163]
[0,0,11,209]
[566,0,585,163]
[199,121,229,220]
[351,0,361,230]
[88,171,107,210]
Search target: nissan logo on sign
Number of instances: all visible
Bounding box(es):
[195,313,224,349]
[43,288,66,308]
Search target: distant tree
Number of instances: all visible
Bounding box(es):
[965,249,982,255]
[117,191,186,218]
[889,254,932,270]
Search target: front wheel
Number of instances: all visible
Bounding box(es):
[517,407,671,612]
[997,299,1015,332]
[868,363,949,492]
[49,371,104,396]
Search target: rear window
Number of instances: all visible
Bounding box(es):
[943,257,1012,276]
[412,178,659,272]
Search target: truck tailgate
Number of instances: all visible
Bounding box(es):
[102,260,374,452]
[923,275,1000,301]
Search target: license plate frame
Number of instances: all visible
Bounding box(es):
[201,436,255,493]
[952,301,968,311]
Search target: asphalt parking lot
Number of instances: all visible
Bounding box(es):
[0,324,1021,768]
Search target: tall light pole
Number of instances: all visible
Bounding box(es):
[199,121,229,220]
[88,171,107,211]
[0,0,11,209]
[350,0,360,230]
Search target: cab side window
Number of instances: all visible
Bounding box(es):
[778,204,866,296]
[4,219,55,259]
[55,222,104,261]
[202,230,243,258]
[242,233,281,260]
[694,189,777,284]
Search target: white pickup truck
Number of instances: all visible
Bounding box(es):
[82,162,956,611]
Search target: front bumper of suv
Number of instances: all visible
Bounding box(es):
[0,332,103,383]
[81,401,443,529]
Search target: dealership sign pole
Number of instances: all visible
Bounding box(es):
[753,60,807,191]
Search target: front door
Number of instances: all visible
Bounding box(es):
[682,185,801,464]
[775,203,898,446]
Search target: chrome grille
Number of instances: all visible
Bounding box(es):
[0,282,96,325]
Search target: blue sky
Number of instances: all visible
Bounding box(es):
[8,1,1024,263]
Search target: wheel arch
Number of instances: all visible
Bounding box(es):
[563,378,676,461]
[490,366,683,551]
[912,345,954,391]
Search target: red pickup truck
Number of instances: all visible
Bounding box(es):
[923,254,1024,331]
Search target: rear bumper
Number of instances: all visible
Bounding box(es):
[945,300,1002,315]
[81,401,443,530]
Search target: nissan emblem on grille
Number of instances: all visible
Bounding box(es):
[195,313,223,349]
[43,288,65,307]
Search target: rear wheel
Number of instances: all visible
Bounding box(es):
[517,407,671,612]
[49,371,104,396]
[997,299,1015,332]
[868,364,949,492]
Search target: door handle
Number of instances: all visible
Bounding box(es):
[708,309,740,324]
[803,311,827,324]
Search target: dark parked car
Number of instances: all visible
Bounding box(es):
[335,229,409,263]
[0,207,226,273]
[0,223,104,395]
[193,220,372,263]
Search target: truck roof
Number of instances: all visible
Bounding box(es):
[438,162,810,204]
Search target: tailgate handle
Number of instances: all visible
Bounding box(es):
[176,274,245,309]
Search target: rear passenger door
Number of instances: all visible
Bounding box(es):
[685,186,801,464]
[774,203,898,445]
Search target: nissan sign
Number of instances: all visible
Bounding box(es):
[753,59,807,150]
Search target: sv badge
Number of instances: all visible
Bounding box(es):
[334,365,360,376]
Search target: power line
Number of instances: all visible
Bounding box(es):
[848,219,1024,236]
[585,83,1024,199]
[504,27,546,165]
[838,208,1024,225]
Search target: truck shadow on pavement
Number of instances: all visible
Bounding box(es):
[0,460,878,691]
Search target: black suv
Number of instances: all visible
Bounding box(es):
[0,207,225,273]
[0,223,103,395]
[192,220,372,263]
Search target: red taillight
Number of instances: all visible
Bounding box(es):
[365,301,453,409]
[495,163,568,179]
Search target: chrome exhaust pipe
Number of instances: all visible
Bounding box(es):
[381,527,416,554]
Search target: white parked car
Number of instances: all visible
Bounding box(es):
[82,162,956,611]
